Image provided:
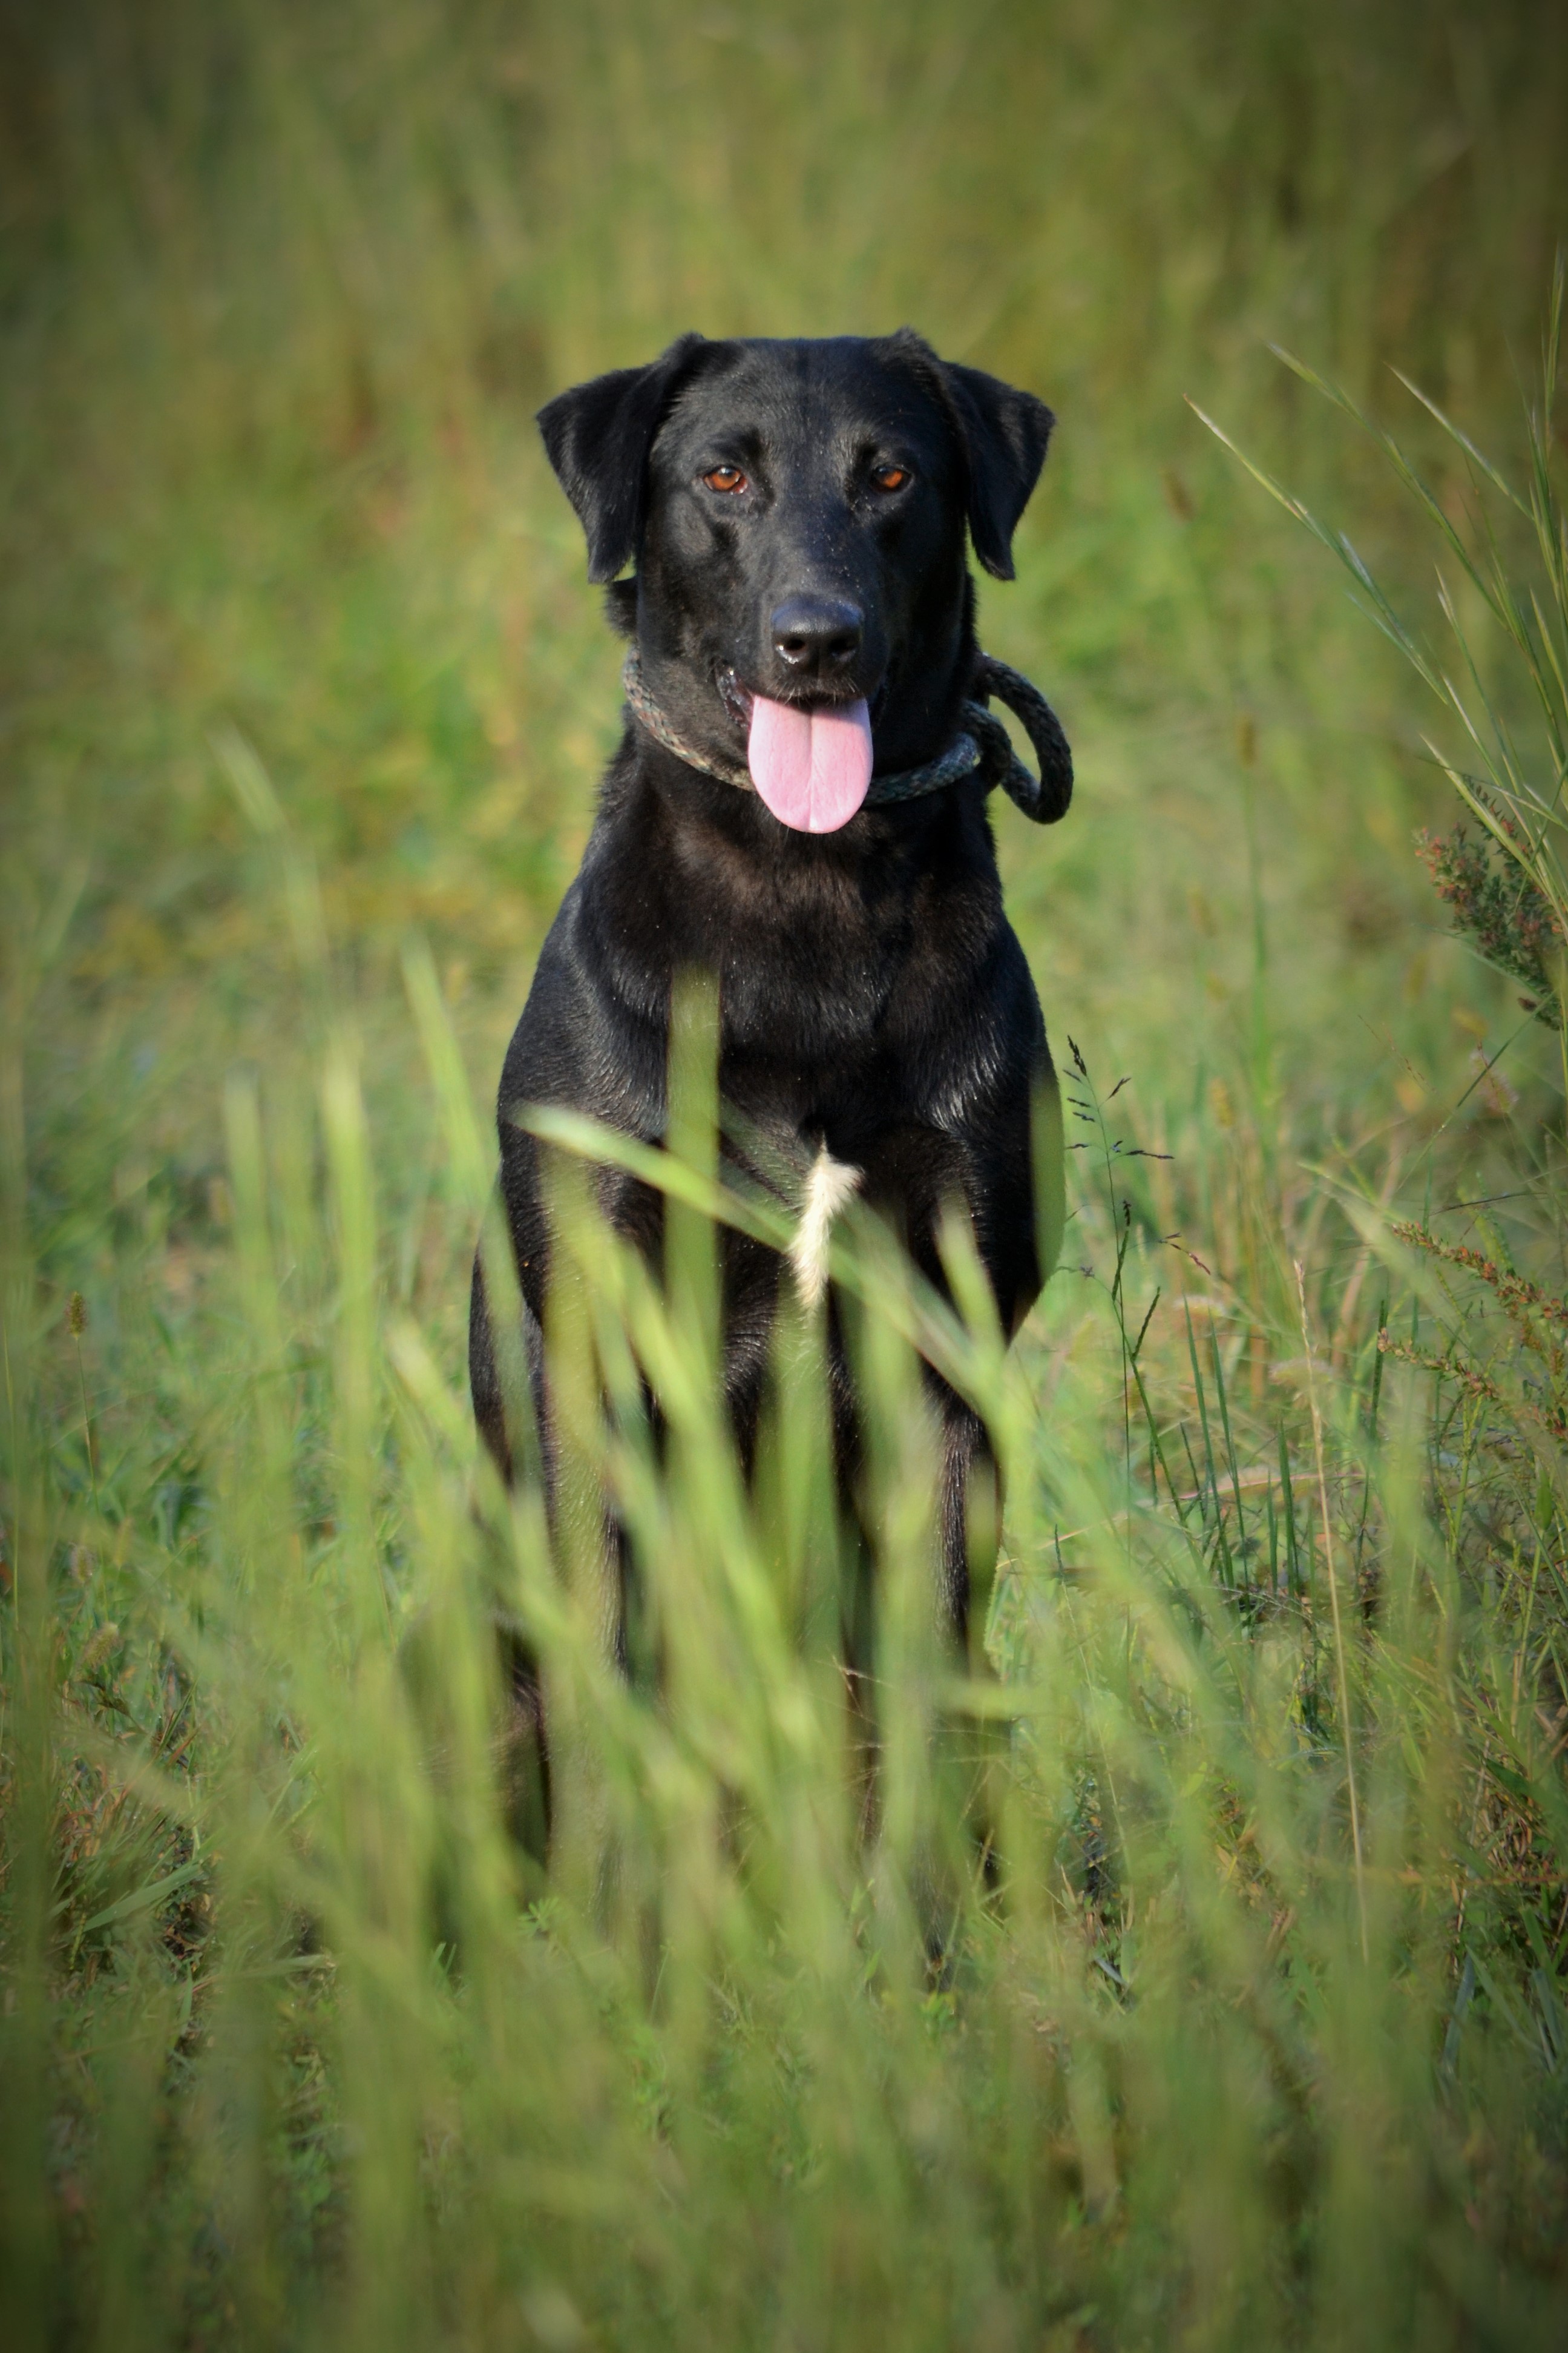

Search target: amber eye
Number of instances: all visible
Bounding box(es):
[871,464,911,492]
[702,464,748,493]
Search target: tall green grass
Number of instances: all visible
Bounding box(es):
[4,2,1568,2345]
[9,913,1568,2348]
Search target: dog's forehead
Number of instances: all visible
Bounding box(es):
[661,337,947,455]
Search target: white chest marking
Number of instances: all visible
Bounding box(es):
[789,1145,862,1309]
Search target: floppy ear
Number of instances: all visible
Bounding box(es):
[940,359,1054,580]
[885,330,1054,581]
[537,332,709,584]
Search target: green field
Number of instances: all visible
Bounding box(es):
[5,3,1568,2344]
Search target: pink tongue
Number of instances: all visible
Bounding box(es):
[747,696,873,833]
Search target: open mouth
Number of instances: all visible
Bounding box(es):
[717,666,877,835]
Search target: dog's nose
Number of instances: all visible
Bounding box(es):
[770,596,864,676]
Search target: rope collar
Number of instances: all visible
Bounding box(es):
[621,650,1072,825]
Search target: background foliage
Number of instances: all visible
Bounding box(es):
[4,2,1568,2345]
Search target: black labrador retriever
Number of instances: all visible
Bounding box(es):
[470,330,1069,1821]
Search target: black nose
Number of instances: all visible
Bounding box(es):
[770,595,864,676]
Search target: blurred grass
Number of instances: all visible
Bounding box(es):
[4,1,1568,2345]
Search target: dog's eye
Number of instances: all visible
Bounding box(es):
[702,465,748,494]
[871,465,911,493]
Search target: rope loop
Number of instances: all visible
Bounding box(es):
[968,654,1074,825]
[620,650,1072,826]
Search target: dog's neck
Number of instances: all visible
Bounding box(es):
[619,651,991,808]
[615,645,1074,832]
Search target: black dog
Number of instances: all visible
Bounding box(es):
[471,331,1069,1818]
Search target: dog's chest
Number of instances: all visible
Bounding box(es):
[647,809,989,1030]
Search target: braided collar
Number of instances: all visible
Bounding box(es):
[621,650,1072,825]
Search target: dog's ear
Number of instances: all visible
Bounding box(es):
[941,359,1054,580]
[537,334,709,584]
[885,330,1054,582]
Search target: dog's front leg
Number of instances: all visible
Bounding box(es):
[471,1251,629,1903]
[934,1389,1009,1897]
[936,1390,1000,1671]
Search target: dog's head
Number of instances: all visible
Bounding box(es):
[539,333,1052,834]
